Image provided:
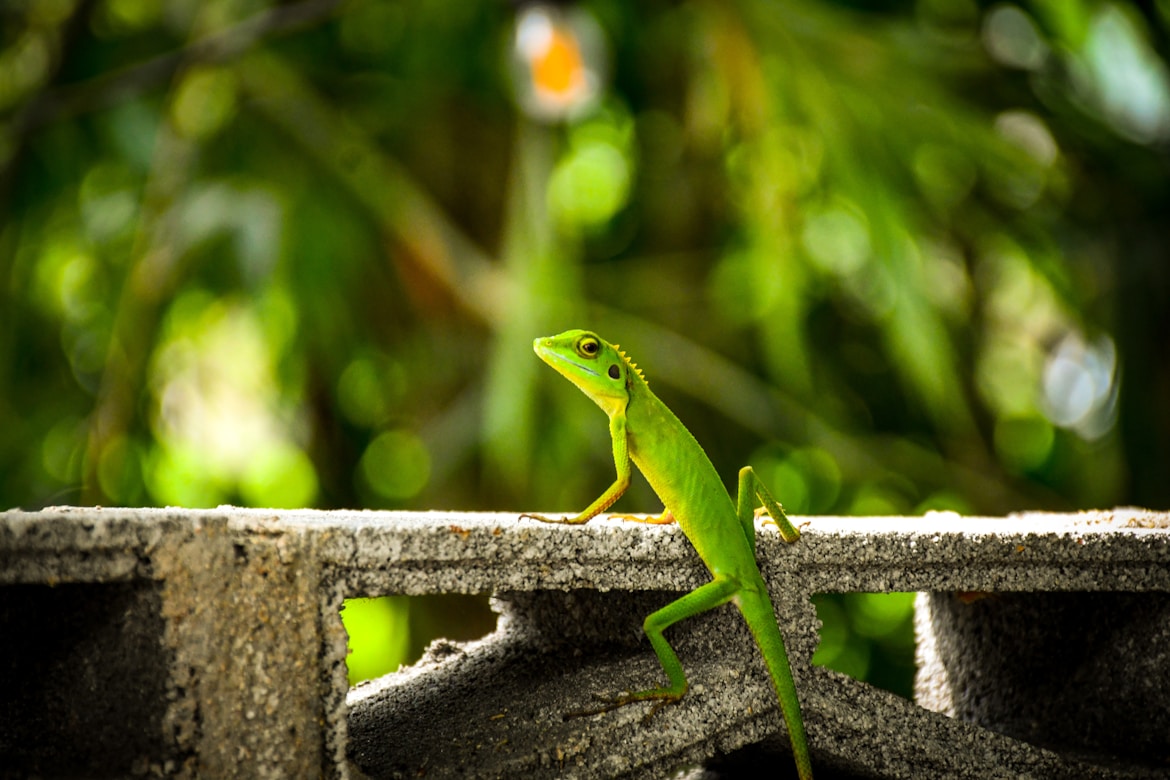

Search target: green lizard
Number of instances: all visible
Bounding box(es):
[523,329,813,780]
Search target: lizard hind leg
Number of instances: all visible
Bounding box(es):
[566,577,740,724]
[737,466,801,544]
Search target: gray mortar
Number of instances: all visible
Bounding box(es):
[2,507,1168,778]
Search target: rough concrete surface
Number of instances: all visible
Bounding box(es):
[1,507,1168,779]
[0,508,349,779]
[916,590,1170,763]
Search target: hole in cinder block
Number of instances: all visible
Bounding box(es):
[920,590,1170,764]
[0,581,172,777]
[344,589,719,780]
[341,594,497,686]
[812,592,917,699]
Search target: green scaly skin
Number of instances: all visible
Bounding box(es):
[524,329,813,780]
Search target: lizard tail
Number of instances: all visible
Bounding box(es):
[737,585,814,780]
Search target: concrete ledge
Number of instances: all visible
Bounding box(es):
[1,507,1168,778]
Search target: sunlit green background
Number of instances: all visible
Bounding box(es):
[5,0,1168,696]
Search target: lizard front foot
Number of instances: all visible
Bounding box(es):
[520,512,588,525]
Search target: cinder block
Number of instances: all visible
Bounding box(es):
[2,508,1167,779]
[0,509,348,779]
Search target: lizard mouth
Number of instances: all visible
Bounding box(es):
[534,340,601,378]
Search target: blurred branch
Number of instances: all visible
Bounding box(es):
[236,51,507,325]
[0,0,97,239]
[78,3,344,503]
[82,133,195,504]
[5,0,343,137]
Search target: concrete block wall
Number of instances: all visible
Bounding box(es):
[0,510,348,778]
[1,507,1167,778]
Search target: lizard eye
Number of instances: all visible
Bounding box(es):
[608,364,621,379]
[578,338,599,356]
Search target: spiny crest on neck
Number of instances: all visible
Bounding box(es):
[612,344,647,384]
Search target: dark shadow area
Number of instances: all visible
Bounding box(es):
[923,590,1170,766]
[0,581,173,778]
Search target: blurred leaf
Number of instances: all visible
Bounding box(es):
[342,596,411,686]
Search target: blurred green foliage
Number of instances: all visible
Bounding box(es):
[5,0,1169,693]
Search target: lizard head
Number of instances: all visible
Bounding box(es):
[533,329,642,416]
